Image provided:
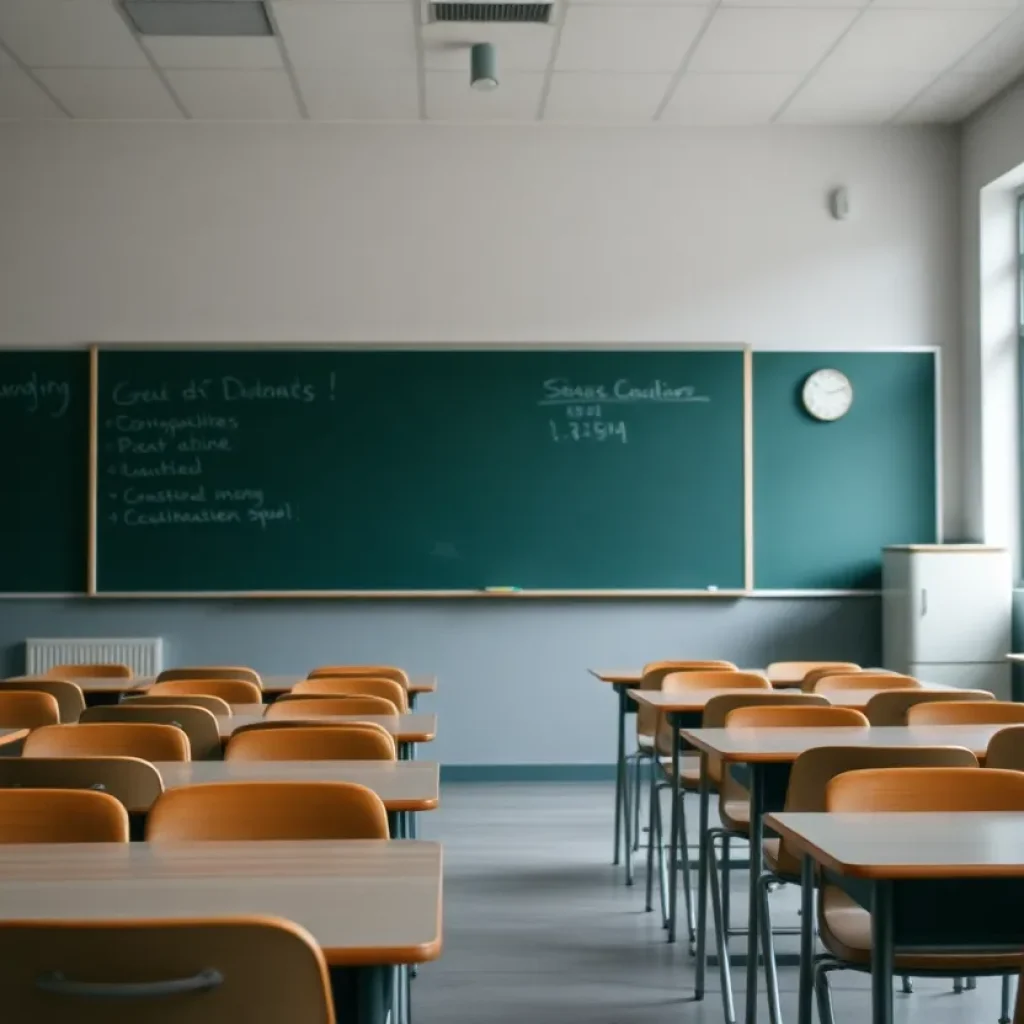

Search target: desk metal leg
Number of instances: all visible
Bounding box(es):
[614,684,626,866]
[798,854,814,1024]
[744,764,765,1024]
[667,712,681,943]
[694,752,710,995]
[871,881,894,1024]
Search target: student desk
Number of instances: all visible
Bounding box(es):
[0,838,443,1024]
[766,811,1024,1024]
[677,724,1010,1024]
[156,760,439,813]
[590,666,901,873]
[220,708,437,746]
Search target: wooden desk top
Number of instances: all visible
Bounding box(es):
[220,709,437,744]
[0,840,443,965]
[630,685,954,713]
[6,676,143,695]
[0,729,27,749]
[678,724,1009,763]
[766,811,1024,879]
[154,761,440,812]
[594,668,834,687]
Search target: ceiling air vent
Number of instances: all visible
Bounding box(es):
[429,2,553,23]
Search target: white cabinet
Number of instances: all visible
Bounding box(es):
[883,545,1012,698]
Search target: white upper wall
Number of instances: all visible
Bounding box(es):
[0,120,961,522]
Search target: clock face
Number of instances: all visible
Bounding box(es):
[802,369,853,422]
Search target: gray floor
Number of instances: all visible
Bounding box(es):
[415,782,1011,1024]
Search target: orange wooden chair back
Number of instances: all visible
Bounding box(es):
[292,677,408,712]
[826,766,1024,812]
[148,679,262,705]
[24,723,191,762]
[156,667,261,686]
[0,916,334,1024]
[725,705,869,729]
[864,688,995,726]
[146,781,389,841]
[47,663,133,680]
[0,680,85,723]
[0,691,60,729]
[81,706,221,761]
[796,665,862,691]
[266,696,398,720]
[0,789,128,843]
[986,726,1024,771]
[0,757,163,816]
[636,661,737,738]
[656,670,769,754]
[768,662,859,687]
[122,694,232,716]
[907,701,1024,726]
[226,724,397,762]
[308,665,409,686]
[811,672,919,694]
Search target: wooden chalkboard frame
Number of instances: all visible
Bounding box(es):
[86,343,754,599]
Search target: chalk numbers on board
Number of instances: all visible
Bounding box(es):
[549,404,628,445]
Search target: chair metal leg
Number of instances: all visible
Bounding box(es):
[632,753,644,852]
[953,978,964,994]
[645,762,658,912]
[722,834,731,934]
[1001,974,1014,1024]
[708,831,736,1024]
[653,782,670,927]
[967,978,977,991]
[758,874,783,1024]
[677,789,696,946]
[814,961,839,1024]
[901,976,913,994]
[623,752,634,886]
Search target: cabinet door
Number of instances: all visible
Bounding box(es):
[908,553,1011,663]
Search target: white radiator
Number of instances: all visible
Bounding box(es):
[25,638,164,677]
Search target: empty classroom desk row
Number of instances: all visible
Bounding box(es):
[597,659,1024,1024]
[0,661,441,1024]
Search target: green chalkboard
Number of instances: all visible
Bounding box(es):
[95,349,748,593]
[753,351,937,590]
[0,351,90,593]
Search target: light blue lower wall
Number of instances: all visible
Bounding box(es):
[0,597,880,764]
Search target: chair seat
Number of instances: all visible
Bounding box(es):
[762,837,781,870]
[658,756,704,791]
[720,797,751,834]
[820,887,1021,971]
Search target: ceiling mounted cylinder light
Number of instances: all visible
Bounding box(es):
[471,42,498,91]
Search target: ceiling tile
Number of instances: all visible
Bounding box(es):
[544,72,670,121]
[271,2,417,69]
[823,9,1011,74]
[34,68,182,119]
[952,8,1024,75]
[294,67,419,118]
[661,72,801,123]
[0,67,65,118]
[0,48,13,69]
[165,69,301,119]
[873,0,1015,10]
[422,23,556,73]
[780,70,933,121]
[894,71,1002,121]
[144,36,284,70]
[720,0,866,8]
[0,0,148,69]
[554,7,707,73]
[426,70,543,119]
[689,8,859,73]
